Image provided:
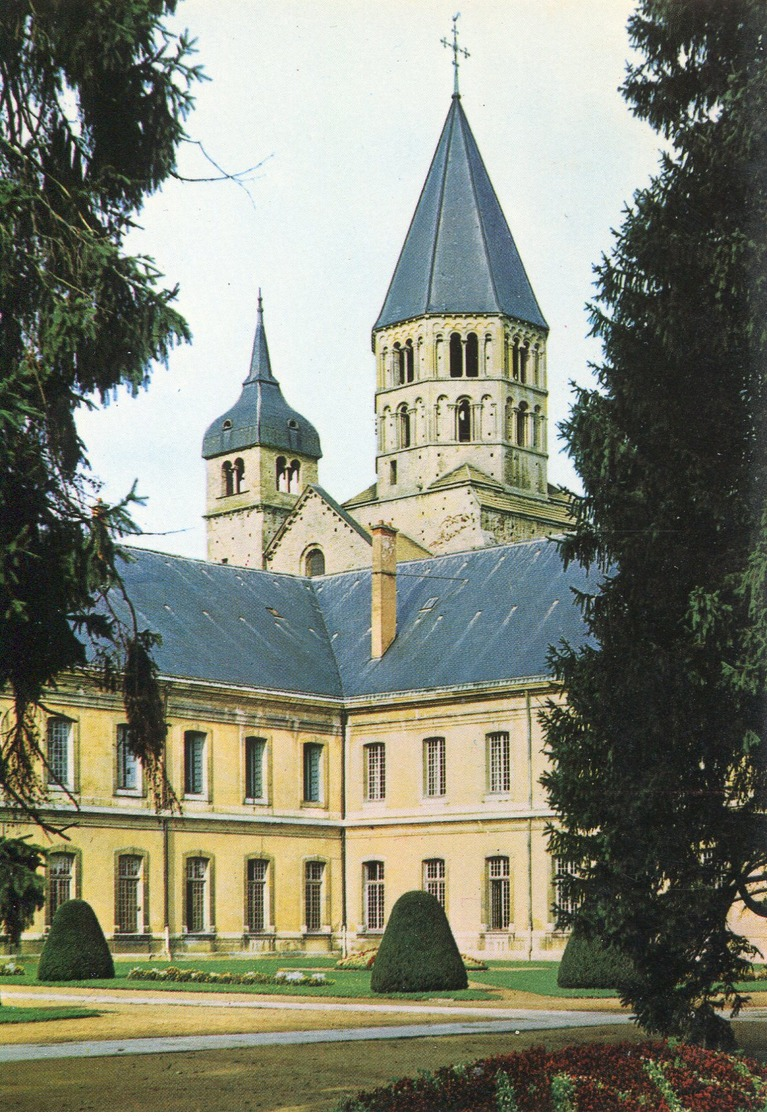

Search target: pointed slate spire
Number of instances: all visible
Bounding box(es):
[374,97,547,332]
[202,292,321,460]
[245,289,277,383]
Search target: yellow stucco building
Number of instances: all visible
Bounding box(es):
[4,84,763,965]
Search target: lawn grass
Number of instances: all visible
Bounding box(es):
[0,957,493,1000]
[477,960,767,998]
[0,1005,100,1025]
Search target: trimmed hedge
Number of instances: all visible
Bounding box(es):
[557,926,634,989]
[38,899,114,981]
[371,890,467,993]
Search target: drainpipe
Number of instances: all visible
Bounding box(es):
[162,816,172,960]
[526,690,534,961]
[340,709,348,958]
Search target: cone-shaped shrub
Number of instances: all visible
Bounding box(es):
[38,899,114,981]
[371,890,467,992]
[557,926,634,989]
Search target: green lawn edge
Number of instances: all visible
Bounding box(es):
[0,1006,100,1025]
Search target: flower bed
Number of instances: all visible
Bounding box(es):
[336,948,487,971]
[340,1041,767,1111]
[128,966,333,987]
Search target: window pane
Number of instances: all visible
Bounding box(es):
[554,857,580,917]
[424,737,446,797]
[247,859,268,931]
[305,861,324,931]
[364,862,385,931]
[48,853,74,921]
[488,732,510,793]
[365,743,385,800]
[47,720,71,786]
[186,857,208,932]
[117,724,139,790]
[116,854,142,933]
[184,732,205,795]
[488,856,510,930]
[245,737,265,800]
[303,744,322,802]
[423,858,446,908]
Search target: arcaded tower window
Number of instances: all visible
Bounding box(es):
[456,398,471,442]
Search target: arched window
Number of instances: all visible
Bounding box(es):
[423,858,446,908]
[394,342,405,386]
[246,858,269,932]
[512,338,521,380]
[531,406,542,449]
[288,459,301,494]
[405,339,414,382]
[276,456,288,492]
[185,856,210,934]
[363,861,385,931]
[532,346,540,386]
[305,548,325,577]
[234,457,245,494]
[116,853,144,935]
[519,343,529,384]
[456,398,472,443]
[222,460,234,497]
[449,331,463,377]
[487,855,511,930]
[505,398,515,441]
[516,402,528,447]
[398,403,411,448]
[465,332,478,377]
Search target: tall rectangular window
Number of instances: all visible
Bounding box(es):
[424,737,446,797]
[245,737,266,801]
[304,861,324,931]
[423,858,446,908]
[364,743,386,801]
[185,857,209,933]
[303,743,323,803]
[116,724,140,791]
[554,857,581,917]
[488,855,511,930]
[363,861,385,931]
[47,719,71,788]
[184,731,206,796]
[48,853,74,922]
[246,858,268,932]
[116,854,143,934]
[487,731,510,794]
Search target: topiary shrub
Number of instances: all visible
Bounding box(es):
[38,899,114,981]
[557,926,634,989]
[370,890,467,993]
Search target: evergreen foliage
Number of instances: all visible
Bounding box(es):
[0,837,45,946]
[557,926,634,990]
[0,1,202,821]
[38,898,114,981]
[542,0,767,1048]
[370,890,467,993]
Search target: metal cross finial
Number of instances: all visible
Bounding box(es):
[441,13,470,97]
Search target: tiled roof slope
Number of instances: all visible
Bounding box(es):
[374,97,547,332]
[115,539,598,699]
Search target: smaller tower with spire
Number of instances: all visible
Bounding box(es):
[202,294,321,568]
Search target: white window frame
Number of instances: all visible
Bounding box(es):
[423,736,446,798]
[487,855,511,931]
[115,853,145,935]
[183,730,207,799]
[363,861,385,932]
[364,742,386,801]
[244,736,267,803]
[116,724,141,795]
[303,742,324,805]
[245,858,270,933]
[304,860,325,933]
[487,731,511,795]
[47,851,76,924]
[46,718,74,790]
[423,858,446,908]
[184,856,212,934]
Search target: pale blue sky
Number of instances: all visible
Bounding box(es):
[77,0,661,559]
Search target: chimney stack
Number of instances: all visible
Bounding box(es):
[371,523,397,658]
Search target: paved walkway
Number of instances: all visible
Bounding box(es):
[0,1012,632,1063]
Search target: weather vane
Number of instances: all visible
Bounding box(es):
[441,13,470,97]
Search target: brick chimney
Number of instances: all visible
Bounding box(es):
[371,523,397,658]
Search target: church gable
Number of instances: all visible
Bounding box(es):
[265,485,373,576]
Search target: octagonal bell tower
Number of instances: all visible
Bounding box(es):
[202,294,321,568]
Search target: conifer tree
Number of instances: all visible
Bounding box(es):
[0,2,202,821]
[542,0,767,1048]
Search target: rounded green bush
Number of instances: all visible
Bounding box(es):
[557,926,633,989]
[38,899,114,981]
[370,890,467,993]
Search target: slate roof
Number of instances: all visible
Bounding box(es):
[374,97,547,333]
[202,296,322,460]
[113,539,598,700]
